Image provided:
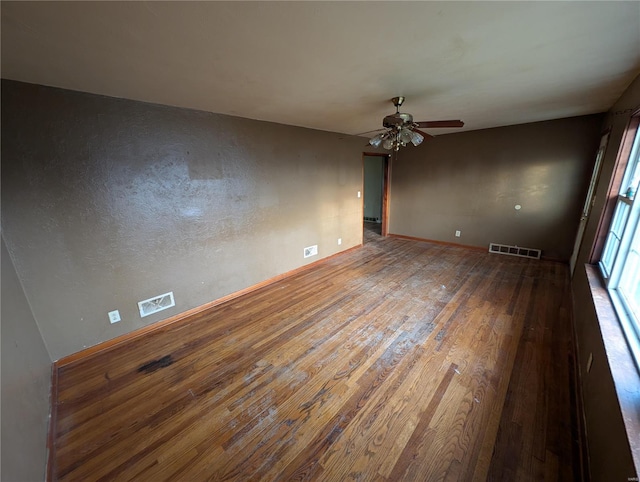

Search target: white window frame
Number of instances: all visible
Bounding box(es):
[599,121,640,370]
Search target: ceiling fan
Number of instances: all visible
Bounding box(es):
[367,96,464,151]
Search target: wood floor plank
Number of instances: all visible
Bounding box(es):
[50,227,580,481]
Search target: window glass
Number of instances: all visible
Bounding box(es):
[599,123,640,369]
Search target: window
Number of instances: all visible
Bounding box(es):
[600,121,640,368]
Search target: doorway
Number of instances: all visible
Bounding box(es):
[363,153,390,241]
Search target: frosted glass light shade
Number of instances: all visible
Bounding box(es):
[369,133,384,147]
[410,131,424,146]
[400,128,413,144]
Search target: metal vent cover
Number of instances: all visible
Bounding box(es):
[303,245,318,258]
[489,243,541,260]
[138,291,176,318]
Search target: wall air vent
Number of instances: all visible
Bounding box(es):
[138,291,176,318]
[304,245,318,258]
[489,243,541,260]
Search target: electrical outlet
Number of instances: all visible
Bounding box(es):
[455,230,461,237]
[357,191,361,198]
[108,310,121,324]
[338,238,342,245]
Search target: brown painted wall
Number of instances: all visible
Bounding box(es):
[572,73,640,480]
[1,235,52,481]
[389,115,603,260]
[1,80,365,360]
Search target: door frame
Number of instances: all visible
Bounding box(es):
[569,130,609,275]
[363,152,391,236]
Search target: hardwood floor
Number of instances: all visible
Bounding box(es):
[51,233,579,481]
[364,220,382,237]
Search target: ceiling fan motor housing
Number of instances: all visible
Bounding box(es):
[383,112,414,129]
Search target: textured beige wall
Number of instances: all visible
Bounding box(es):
[1,236,52,481]
[1,80,365,360]
[572,73,640,480]
[389,115,603,260]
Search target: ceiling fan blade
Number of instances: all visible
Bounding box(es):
[355,128,385,136]
[413,128,434,139]
[416,120,464,128]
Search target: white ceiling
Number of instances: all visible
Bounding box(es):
[2,1,640,137]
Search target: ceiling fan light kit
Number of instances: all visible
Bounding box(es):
[369,97,464,151]
[369,128,424,150]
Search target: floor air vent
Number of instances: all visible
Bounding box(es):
[489,243,541,260]
[138,291,176,318]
